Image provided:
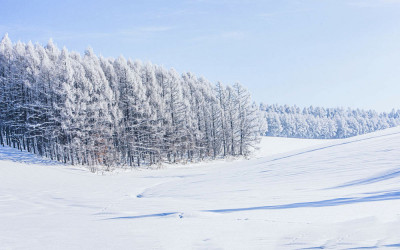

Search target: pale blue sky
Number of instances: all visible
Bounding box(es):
[1,0,400,111]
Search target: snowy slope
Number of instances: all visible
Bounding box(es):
[0,145,64,166]
[1,128,400,249]
[253,136,335,158]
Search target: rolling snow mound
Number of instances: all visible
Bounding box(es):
[1,127,400,249]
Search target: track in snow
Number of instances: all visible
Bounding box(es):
[1,128,400,249]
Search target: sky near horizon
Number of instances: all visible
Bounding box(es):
[1,0,400,112]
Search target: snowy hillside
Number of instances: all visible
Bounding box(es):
[1,128,400,249]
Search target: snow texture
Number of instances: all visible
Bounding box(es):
[1,127,400,249]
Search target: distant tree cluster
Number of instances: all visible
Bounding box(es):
[0,34,265,168]
[261,103,400,139]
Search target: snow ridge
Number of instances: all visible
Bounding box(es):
[1,127,400,249]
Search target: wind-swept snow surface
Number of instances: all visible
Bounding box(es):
[1,128,400,249]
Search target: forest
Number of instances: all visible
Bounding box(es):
[0,34,265,168]
[1,33,399,168]
[261,103,400,139]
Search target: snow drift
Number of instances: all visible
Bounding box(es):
[1,127,400,249]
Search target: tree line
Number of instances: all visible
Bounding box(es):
[261,103,400,139]
[0,34,265,168]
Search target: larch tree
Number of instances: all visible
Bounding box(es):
[0,35,267,169]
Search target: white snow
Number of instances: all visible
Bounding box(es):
[1,128,400,249]
[253,136,335,158]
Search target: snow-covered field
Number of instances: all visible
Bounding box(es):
[1,129,400,249]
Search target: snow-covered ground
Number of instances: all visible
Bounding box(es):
[253,136,335,159]
[1,129,400,249]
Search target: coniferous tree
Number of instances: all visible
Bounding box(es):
[0,35,267,169]
[261,103,400,139]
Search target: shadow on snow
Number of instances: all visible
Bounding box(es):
[328,168,400,189]
[0,145,61,165]
[203,191,400,213]
[105,212,178,220]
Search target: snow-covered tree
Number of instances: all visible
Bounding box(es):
[260,103,400,139]
[0,35,272,168]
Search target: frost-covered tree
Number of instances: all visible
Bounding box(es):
[0,35,266,168]
[233,83,261,156]
[260,103,400,139]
